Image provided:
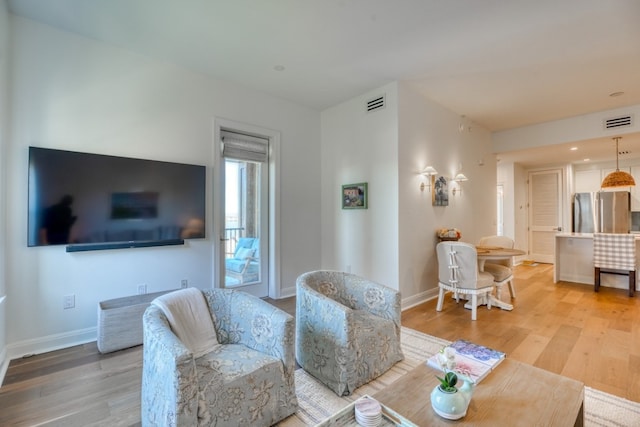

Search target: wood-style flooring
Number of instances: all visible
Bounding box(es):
[1,263,639,426]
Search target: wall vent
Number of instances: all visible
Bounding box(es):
[604,114,633,130]
[366,95,385,113]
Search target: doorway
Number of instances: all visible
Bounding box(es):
[214,120,280,298]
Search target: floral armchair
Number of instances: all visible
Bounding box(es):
[295,270,404,396]
[141,288,297,426]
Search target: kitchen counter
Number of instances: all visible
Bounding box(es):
[554,233,640,291]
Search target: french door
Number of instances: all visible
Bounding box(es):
[218,130,269,297]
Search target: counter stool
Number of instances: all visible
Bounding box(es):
[593,233,636,297]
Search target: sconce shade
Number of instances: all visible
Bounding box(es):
[601,137,635,188]
[453,173,468,182]
[422,166,438,176]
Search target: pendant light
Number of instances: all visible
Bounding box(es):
[601,137,635,188]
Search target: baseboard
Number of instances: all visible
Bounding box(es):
[7,327,97,361]
[277,285,297,299]
[0,346,8,386]
[401,288,438,311]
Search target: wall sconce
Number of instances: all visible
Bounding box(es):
[419,166,438,192]
[451,172,468,196]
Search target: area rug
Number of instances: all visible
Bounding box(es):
[278,327,640,426]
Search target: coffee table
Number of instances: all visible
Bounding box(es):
[373,358,584,426]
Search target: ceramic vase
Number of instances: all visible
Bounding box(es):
[430,383,472,420]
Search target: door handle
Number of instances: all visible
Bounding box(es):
[552,227,562,231]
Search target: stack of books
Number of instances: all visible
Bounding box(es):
[426,339,506,384]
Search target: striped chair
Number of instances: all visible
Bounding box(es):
[593,233,637,297]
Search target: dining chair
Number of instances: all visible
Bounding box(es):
[593,233,637,297]
[478,235,517,300]
[436,241,495,320]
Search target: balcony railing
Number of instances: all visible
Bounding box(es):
[224,227,244,257]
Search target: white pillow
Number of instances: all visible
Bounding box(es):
[235,247,255,260]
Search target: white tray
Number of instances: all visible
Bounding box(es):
[315,395,417,427]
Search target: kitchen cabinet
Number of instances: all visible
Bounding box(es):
[631,166,640,210]
[574,169,601,193]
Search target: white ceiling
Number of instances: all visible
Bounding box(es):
[7,0,640,165]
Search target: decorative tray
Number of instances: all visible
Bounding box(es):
[315,395,417,427]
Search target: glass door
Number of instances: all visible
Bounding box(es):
[220,130,269,297]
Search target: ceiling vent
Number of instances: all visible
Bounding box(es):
[604,115,633,130]
[366,95,385,113]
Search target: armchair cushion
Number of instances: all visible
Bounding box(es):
[234,247,255,260]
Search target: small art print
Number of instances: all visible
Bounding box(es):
[433,176,448,206]
[342,182,368,209]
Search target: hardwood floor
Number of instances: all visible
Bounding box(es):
[1,263,639,425]
[402,263,640,403]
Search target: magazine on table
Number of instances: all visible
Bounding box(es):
[426,339,506,383]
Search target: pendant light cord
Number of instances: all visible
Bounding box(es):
[615,136,621,171]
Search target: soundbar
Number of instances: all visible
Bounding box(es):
[66,239,185,252]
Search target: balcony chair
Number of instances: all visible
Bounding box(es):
[436,241,495,321]
[478,235,517,300]
[225,237,259,285]
[295,270,404,396]
[594,232,637,297]
[141,288,297,426]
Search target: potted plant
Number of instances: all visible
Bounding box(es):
[430,350,475,420]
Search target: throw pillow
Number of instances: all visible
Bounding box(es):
[235,247,255,260]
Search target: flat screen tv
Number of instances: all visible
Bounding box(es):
[28,147,206,251]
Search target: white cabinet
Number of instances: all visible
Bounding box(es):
[631,166,640,210]
[574,170,601,193]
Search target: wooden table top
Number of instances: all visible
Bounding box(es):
[475,246,526,257]
[373,359,584,426]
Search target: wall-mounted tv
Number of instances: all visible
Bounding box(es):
[28,147,206,251]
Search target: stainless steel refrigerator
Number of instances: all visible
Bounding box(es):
[573,191,631,233]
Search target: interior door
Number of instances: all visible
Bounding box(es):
[218,130,269,298]
[528,169,563,263]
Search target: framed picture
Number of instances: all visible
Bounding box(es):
[433,176,448,206]
[342,182,368,209]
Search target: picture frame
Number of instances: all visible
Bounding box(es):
[433,176,448,206]
[342,182,368,209]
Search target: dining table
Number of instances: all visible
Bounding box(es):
[471,245,526,311]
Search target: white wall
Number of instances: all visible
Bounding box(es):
[498,161,529,254]
[320,83,399,288]
[493,104,640,153]
[320,81,496,306]
[397,82,496,306]
[0,0,10,379]
[6,16,321,358]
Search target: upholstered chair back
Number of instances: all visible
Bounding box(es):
[436,241,484,290]
[478,235,515,268]
[594,233,636,271]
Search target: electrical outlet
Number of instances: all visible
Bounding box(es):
[181,279,188,289]
[63,294,75,309]
[137,284,147,295]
